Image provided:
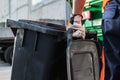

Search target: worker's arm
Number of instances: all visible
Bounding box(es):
[67,0,86,39]
[70,0,86,25]
[72,0,86,15]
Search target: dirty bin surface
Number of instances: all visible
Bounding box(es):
[7,19,67,80]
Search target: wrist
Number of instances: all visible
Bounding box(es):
[72,14,83,19]
[70,14,83,24]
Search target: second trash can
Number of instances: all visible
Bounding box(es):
[7,19,67,80]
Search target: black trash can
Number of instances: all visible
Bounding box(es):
[66,28,100,80]
[7,19,67,80]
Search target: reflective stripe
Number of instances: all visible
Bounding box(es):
[100,47,105,80]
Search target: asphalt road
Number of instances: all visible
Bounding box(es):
[0,60,11,80]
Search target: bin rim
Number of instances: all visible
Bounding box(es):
[19,19,66,31]
[7,19,66,36]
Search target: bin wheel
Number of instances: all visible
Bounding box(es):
[4,46,13,64]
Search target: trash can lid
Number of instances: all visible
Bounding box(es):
[19,20,66,31]
[7,19,66,36]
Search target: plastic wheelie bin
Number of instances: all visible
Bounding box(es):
[66,28,100,80]
[7,19,67,80]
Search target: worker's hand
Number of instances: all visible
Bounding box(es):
[69,14,85,39]
[72,23,86,39]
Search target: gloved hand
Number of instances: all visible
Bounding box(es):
[68,14,86,39]
[72,23,86,39]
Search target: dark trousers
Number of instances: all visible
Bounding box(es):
[102,0,120,80]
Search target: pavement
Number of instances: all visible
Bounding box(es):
[0,60,12,80]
